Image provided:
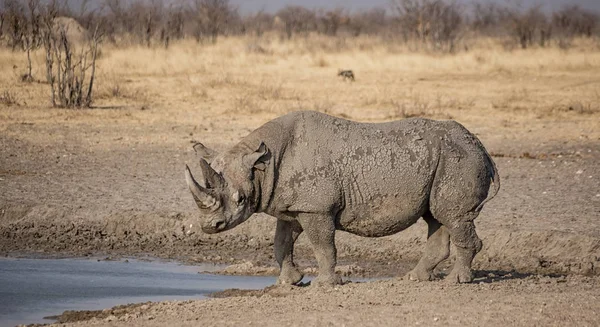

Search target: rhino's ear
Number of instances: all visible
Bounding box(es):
[243,142,271,171]
[198,158,223,189]
[185,165,217,209]
[193,142,218,163]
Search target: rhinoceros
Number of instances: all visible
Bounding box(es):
[185,111,500,286]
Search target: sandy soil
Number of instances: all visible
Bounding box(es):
[42,275,600,327]
[1,38,599,326]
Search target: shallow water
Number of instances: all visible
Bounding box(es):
[0,257,275,327]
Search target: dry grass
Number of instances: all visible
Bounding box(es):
[0,35,599,130]
[0,90,19,106]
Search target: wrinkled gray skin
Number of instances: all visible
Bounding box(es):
[185,111,500,286]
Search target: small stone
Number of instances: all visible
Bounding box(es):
[147,315,155,320]
[104,315,117,322]
[576,170,583,174]
[433,317,440,322]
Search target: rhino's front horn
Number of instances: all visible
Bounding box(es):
[185,165,217,209]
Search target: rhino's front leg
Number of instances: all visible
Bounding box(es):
[274,220,304,285]
[296,213,342,287]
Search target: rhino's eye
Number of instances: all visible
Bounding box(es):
[237,195,246,206]
[233,191,245,206]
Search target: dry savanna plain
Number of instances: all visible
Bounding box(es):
[1,35,600,326]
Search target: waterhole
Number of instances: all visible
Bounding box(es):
[0,257,275,326]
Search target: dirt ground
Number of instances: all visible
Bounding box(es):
[42,275,600,327]
[1,37,599,326]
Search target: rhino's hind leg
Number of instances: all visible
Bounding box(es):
[296,213,342,287]
[405,213,450,281]
[443,216,483,284]
[275,220,304,285]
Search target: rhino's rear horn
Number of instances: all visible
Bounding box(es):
[185,165,217,209]
[193,142,218,162]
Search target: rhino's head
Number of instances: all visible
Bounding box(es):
[185,142,270,234]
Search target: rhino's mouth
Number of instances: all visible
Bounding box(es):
[202,219,227,234]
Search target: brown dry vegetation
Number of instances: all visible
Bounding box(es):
[1,28,600,327]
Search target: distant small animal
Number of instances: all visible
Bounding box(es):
[337,69,355,82]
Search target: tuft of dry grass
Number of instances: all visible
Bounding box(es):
[0,90,19,106]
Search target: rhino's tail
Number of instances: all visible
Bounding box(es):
[475,145,500,212]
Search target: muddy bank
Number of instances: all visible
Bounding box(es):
[2,202,599,278]
[38,274,600,327]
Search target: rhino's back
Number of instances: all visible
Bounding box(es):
[286,110,443,171]
[264,112,441,233]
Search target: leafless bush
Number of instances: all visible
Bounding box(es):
[192,0,237,44]
[42,16,102,108]
[553,6,598,39]
[348,8,388,37]
[507,5,551,49]
[161,5,185,48]
[99,0,159,46]
[316,8,349,37]
[242,10,273,37]
[21,0,46,82]
[133,0,162,47]
[0,8,5,41]
[390,0,464,53]
[276,6,317,39]
[2,0,26,50]
[470,2,511,37]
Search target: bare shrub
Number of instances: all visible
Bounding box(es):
[161,5,185,48]
[132,0,162,47]
[553,5,599,47]
[102,0,127,44]
[348,8,388,37]
[242,10,273,37]
[470,2,511,37]
[21,0,47,83]
[276,6,317,40]
[42,17,102,108]
[0,8,4,41]
[390,0,464,53]
[507,5,552,49]
[317,8,348,37]
[3,0,26,50]
[100,0,164,46]
[192,0,237,44]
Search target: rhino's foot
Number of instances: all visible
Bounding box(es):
[404,267,434,282]
[445,267,473,284]
[311,274,343,287]
[276,267,304,285]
